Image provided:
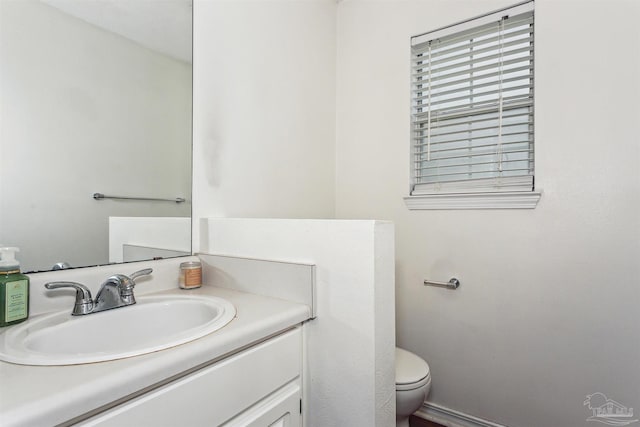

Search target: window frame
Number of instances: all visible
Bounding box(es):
[404,1,541,210]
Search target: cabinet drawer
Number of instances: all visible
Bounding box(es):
[78,328,301,427]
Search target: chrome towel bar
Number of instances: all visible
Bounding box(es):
[424,277,460,289]
[93,193,186,203]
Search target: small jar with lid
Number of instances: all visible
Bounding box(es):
[179,261,202,289]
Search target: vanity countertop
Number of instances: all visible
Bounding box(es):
[0,285,311,427]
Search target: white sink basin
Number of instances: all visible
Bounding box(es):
[0,294,236,365]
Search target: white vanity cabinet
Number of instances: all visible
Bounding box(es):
[75,328,302,427]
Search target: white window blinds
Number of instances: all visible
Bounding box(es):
[410,2,534,195]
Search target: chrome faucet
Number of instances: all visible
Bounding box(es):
[45,268,153,316]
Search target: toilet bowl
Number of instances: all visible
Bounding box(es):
[395,347,431,427]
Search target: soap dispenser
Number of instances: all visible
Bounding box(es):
[0,247,30,327]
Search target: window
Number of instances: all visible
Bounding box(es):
[405,2,541,209]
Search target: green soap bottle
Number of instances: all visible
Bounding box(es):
[0,247,29,327]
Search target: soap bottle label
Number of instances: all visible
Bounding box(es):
[4,279,27,323]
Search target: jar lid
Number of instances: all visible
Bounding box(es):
[180,261,201,268]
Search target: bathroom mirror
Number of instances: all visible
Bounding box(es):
[0,0,193,273]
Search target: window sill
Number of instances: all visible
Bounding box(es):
[403,190,542,210]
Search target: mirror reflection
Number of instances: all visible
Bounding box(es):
[0,0,193,273]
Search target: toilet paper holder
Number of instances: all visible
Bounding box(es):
[424,277,460,289]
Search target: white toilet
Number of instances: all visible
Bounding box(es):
[395,347,431,427]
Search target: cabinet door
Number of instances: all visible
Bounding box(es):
[77,328,301,427]
[221,380,301,427]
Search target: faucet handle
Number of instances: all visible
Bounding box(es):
[44,281,94,316]
[130,268,153,281]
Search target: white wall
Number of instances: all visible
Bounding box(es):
[191,0,639,425]
[192,0,337,252]
[335,1,640,426]
[0,1,191,272]
[201,218,395,427]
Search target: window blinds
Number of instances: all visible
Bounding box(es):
[411,3,534,195]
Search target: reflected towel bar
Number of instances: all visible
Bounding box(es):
[93,193,186,203]
[424,278,460,289]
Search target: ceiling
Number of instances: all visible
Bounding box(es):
[41,0,192,63]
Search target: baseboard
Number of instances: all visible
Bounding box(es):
[414,402,507,427]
